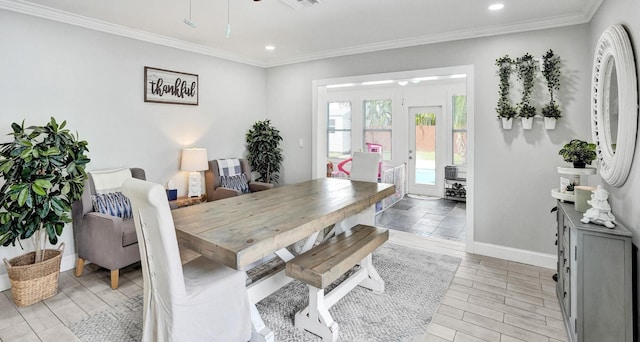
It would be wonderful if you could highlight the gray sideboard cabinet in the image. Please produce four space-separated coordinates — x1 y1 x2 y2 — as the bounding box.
556 202 633 342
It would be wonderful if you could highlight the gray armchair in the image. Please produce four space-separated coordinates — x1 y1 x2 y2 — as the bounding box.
205 159 273 201
71 168 145 289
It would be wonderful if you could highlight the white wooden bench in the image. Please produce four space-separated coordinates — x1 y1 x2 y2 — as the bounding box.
285 224 389 341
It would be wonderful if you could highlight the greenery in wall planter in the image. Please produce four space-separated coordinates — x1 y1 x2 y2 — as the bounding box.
496 55 517 129
516 53 538 129
558 139 596 168
541 49 562 129
0 117 89 306
246 119 283 184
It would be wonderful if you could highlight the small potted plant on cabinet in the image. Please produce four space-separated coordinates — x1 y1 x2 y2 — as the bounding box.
516 53 537 129
246 119 283 184
541 49 562 129
565 182 576 195
558 139 596 168
496 55 517 129
0 117 90 307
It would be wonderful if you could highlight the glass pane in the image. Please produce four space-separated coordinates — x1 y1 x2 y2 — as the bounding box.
415 112 436 185
328 102 351 129
364 131 392 160
452 95 467 130
328 102 351 158
328 131 351 159
364 99 392 129
453 131 467 165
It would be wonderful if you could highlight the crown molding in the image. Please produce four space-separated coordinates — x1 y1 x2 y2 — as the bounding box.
264 9 599 67
2 0 604 69
0 0 266 68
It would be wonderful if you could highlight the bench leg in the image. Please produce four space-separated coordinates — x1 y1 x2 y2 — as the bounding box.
358 254 385 293
250 303 274 342
295 286 339 342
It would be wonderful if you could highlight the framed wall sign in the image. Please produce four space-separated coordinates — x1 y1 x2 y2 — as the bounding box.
144 67 198 105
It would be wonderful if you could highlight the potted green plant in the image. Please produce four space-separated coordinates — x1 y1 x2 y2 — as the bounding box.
516 53 537 129
0 117 90 307
565 182 576 195
541 49 562 129
558 139 596 168
496 55 517 129
245 119 283 184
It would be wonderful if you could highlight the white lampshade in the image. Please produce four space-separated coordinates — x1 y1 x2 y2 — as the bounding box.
181 148 208 172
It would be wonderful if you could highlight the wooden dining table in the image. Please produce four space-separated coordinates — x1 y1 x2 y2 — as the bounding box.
172 177 395 342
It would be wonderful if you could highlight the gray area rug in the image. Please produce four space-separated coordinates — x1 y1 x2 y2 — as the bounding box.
69 243 460 341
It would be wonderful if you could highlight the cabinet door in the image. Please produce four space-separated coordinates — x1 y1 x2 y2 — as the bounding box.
579 232 629 342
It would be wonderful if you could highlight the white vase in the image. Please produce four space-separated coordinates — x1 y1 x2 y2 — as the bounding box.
544 117 557 129
501 117 513 130
522 117 533 130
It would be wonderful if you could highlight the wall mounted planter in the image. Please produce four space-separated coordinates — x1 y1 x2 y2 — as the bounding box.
522 117 534 130
544 117 557 129
501 117 513 129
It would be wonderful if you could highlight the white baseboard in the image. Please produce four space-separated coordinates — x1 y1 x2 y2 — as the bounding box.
472 242 557 269
0 253 78 292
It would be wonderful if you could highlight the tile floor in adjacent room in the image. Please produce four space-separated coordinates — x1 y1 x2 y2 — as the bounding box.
376 195 466 242
0 231 567 342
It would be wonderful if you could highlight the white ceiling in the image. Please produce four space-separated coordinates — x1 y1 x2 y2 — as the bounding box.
3 0 603 67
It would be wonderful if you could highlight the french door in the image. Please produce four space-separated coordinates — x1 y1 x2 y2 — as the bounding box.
408 106 444 196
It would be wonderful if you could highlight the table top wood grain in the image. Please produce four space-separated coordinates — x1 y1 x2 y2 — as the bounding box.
172 178 395 270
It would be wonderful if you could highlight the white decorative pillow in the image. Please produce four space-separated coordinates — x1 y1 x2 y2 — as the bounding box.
91 192 133 220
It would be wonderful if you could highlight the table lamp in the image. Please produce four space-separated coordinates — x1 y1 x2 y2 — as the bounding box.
181 148 208 197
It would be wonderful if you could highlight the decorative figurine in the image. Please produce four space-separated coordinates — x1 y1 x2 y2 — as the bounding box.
581 185 616 228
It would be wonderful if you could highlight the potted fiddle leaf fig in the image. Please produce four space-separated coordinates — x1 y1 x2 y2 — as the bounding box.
246 119 283 184
0 117 90 307
495 55 517 129
542 49 562 129
558 139 596 168
516 53 537 129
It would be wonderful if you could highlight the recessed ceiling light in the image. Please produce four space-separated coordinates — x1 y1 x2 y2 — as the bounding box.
397 81 409 86
489 3 504 11
265 45 275 51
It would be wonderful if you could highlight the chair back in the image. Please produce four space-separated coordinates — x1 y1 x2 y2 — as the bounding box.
350 152 381 182
122 179 186 314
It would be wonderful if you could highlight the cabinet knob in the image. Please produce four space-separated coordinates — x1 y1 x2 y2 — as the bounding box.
563 291 567 298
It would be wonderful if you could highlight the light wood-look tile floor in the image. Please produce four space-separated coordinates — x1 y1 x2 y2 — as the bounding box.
0 230 567 342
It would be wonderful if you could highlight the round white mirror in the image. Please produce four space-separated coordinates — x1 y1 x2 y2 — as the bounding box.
591 24 638 187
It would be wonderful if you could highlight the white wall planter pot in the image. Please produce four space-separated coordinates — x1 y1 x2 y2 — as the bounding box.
501 117 513 130
522 117 533 130
544 117 557 129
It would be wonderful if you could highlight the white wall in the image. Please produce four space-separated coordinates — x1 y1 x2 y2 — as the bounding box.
0 10 266 281
266 25 592 258
589 0 640 328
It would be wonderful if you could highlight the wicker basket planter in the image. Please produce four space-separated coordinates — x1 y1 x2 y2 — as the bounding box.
3 244 64 307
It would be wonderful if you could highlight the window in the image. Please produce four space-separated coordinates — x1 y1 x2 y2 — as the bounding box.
327 101 352 159
363 99 392 160
452 95 467 165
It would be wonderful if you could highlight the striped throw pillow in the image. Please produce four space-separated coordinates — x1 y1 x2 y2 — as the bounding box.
91 192 133 220
220 173 250 194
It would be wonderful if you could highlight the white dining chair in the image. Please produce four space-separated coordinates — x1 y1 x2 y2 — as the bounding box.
350 151 381 182
122 178 251 342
